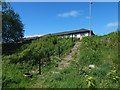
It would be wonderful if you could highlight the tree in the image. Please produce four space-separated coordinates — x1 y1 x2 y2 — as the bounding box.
0 2 2 43
2 2 24 43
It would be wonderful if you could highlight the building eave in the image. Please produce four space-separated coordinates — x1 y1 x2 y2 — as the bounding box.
53 28 95 36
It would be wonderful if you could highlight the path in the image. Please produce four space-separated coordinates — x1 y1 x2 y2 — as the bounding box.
32 41 81 88
57 41 81 69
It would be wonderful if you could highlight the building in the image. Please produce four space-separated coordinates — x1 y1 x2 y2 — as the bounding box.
18 28 95 43
54 28 95 40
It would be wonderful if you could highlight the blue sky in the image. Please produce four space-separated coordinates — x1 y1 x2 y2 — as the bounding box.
11 2 118 37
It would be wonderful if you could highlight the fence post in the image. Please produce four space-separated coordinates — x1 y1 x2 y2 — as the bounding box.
58 45 60 58
48 52 50 61
38 59 41 75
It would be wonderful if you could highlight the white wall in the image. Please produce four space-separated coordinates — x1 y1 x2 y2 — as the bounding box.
85 32 89 36
61 32 89 38
76 34 80 38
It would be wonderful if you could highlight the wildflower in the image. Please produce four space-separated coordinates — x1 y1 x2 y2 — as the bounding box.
86 76 96 88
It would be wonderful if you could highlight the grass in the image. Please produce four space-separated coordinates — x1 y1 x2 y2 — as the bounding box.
32 31 120 88
2 31 120 88
2 34 78 88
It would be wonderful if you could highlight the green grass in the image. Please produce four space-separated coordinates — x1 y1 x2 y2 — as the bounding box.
2 31 120 88
32 31 120 88
2 34 78 88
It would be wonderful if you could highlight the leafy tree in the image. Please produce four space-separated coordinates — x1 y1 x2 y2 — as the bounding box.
0 2 2 43
2 2 24 43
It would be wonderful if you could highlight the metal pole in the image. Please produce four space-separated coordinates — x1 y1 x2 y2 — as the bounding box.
89 0 92 36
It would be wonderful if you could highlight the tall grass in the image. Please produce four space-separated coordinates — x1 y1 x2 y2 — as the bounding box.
2 35 78 88
34 31 120 88
2 31 120 88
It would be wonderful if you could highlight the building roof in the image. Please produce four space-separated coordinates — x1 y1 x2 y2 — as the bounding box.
54 28 95 36
18 28 95 43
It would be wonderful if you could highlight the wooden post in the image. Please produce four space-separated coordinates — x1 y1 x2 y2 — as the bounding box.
48 52 50 61
58 45 60 58
38 59 41 75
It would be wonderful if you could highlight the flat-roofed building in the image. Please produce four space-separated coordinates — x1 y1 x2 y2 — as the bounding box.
19 28 95 43
54 28 95 40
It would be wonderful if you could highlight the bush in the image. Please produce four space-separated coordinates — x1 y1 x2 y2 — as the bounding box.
2 35 76 88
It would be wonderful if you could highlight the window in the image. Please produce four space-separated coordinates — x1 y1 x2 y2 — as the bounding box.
80 33 85 36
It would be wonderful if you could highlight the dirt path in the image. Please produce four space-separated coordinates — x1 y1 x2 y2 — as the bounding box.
32 41 81 88
57 41 81 70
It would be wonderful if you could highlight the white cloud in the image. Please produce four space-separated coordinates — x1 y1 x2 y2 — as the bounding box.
58 10 80 18
106 22 118 28
24 34 44 38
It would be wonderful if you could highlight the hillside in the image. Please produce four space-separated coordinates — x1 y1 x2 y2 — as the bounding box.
2 34 78 88
2 31 120 88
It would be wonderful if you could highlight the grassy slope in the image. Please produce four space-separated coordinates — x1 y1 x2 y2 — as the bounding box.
32 31 120 88
2 35 77 88
2 31 120 88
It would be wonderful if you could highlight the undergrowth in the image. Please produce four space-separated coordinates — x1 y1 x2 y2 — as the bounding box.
2 31 120 88
33 31 120 88
2 34 78 88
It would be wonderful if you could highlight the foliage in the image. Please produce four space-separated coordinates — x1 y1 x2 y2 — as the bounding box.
2 43 24 55
2 2 24 43
77 31 119 88
33 31 119 88
86 76 96 88
2 35 76 88
2 31 119 88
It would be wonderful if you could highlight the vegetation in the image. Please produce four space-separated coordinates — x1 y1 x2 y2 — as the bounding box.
2 2 24 43
2 35 77 88
77 31 119 88
2 31 119 88
32 31 119 88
